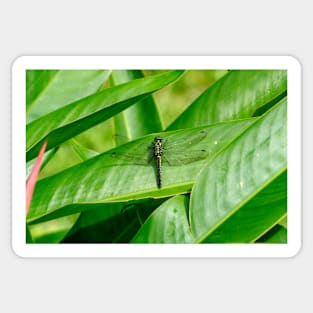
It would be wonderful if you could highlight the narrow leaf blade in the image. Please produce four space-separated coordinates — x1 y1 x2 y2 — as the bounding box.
26 70 184 161
168 70 287 129
27 70 111 123
110 70 162 141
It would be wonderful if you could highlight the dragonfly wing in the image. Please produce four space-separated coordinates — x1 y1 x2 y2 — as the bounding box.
110 147 154 165
165 130 208 152
165 148 209 165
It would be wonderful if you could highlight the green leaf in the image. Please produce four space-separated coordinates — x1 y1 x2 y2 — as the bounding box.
190 98 287 242
26 224 33 243
168 70 287 129
26 70 111 123
279 216 287 228
26 70 184 161
28 214 80 243
110 70 163 142
27 118 257 224
131 195 193 243
26 70 58 110
256 224 287 243
201 171 287 243
70 138 99 161
63 198 165 243
26 146 58 178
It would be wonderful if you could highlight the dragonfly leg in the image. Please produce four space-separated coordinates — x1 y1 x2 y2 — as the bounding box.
162 155 172 166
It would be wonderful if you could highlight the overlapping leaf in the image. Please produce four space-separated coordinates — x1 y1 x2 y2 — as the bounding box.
131 195 193 243
110 70 162 142
190 98 287 242
168 70 287 129
26 70 184 161
26 70 111 123
25 69 288 244
27 118 256 224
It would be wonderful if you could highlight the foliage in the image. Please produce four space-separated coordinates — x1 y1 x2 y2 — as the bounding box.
26 69 287 244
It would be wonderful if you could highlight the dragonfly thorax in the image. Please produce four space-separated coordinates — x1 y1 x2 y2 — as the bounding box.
153 136 163 157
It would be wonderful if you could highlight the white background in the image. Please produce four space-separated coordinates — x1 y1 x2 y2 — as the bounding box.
1 1 310 312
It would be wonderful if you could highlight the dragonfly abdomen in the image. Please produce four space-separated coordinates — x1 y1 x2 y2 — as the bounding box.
154 136 163 188
156 156 162 188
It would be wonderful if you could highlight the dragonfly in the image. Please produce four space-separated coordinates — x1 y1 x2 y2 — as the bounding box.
110 130 210 188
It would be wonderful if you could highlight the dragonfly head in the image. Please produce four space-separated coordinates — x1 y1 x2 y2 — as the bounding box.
154 136 163 143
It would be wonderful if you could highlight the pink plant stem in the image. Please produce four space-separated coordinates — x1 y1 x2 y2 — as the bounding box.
26 142 47 213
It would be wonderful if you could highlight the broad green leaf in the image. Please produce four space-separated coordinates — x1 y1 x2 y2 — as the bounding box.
38 139 102 179
37 139 100 178
168 70 287 130
28 202 126 225
279 216 287 228
110 70 162 142
27 119 257 223
70 138 99 161
26 70 111 123
131 195 193 243
26 146 58 178
28 214 80 243
256 224 287 243
63 198 165 243
190 98 287 242
153 70 228 129
26 224 33 243
26 70 58 110
26 70 184 161
201 171 287 243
